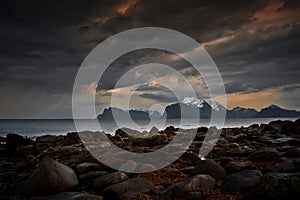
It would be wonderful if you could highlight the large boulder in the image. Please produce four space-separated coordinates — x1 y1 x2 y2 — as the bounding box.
222 170 262 192
93 172 129 193
102 178 154 200
23 157 79 196
191 159 226 179
162 174 216 200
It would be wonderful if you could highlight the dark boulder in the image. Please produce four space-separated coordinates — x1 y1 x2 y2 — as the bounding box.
93 172 129 194
248 148 279 161
23 157 79 196
102 178 154 200
191 159 226 179
222 170 263 192
162 174 216 200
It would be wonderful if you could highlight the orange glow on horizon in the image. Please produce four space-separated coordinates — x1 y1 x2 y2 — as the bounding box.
213 88 280 111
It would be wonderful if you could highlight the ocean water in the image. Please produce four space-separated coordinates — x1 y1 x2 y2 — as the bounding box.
0 118 298 137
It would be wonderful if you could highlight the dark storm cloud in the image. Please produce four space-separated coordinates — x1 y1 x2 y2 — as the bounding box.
0 0 299 117
215 23 300 94
139 93 177 103
97 49 193 91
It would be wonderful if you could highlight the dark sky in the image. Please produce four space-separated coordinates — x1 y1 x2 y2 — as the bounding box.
0 0 299 118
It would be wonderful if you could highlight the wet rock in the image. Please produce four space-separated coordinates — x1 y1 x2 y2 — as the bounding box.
35 135 64 152
133 134 167 147
6 134 32 154
263 120 297 135
282 147 300 157
17 145 34 156
76 163 101 174
222 170 263 192
23 157 79 196
164 126 177 132
79 171 109 184
45 192 103 200
226 162 254 174
35 143 49 152
64 132 82 145
36 135 64 144
15 159 36 172
257 172 300 198
102 178 154 200
0 160 15 182
93 172 129 193
182 166 195 174
162 174 216 200
248 148 279 161
263 157 295 173
114 129 131 139
178 152 201 165
191 159 226 179
149 126 159 135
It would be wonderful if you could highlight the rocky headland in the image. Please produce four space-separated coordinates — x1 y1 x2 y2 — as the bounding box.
0 119 300 199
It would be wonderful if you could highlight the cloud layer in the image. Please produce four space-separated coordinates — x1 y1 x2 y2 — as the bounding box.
0 0 299 118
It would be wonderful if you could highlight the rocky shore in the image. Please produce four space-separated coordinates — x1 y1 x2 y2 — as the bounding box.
0 119 300 199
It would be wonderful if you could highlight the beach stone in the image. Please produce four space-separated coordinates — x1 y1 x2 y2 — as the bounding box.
64 132 82 145
134 134 167 147
102 178 154 200
76 162 101 174
248 148 279 161
226 162 254 174
93 172 129 193
263 120 297 135
191 159 226 179
23 157 79 196
162 174 216 200
79 171 109 183
6 133 32 153
222 170 263 192
149 126 159 135
115 129 131 139
36 135 64 144
257 172 300 198
178 152 201 165
15 159 36 172
44 192 103 200
282 147 300 157
263 157 295 173
35 143 49 152
17 144 34 156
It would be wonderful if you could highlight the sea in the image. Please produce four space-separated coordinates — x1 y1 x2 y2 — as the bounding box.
0 118 298 137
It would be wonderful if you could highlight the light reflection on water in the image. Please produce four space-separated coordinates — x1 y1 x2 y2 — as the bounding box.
0 118 298 137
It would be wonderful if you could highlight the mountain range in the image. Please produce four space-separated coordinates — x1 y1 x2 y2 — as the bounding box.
97 97 300 120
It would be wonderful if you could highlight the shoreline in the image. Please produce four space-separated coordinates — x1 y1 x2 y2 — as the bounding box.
0 117 299 137
0 118 300 199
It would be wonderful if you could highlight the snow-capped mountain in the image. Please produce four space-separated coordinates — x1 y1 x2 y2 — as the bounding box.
166 97 213 118
209 101 227 112
97 98 300 119
181 97 205 108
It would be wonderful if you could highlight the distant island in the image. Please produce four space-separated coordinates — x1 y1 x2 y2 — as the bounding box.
98 97 300 120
